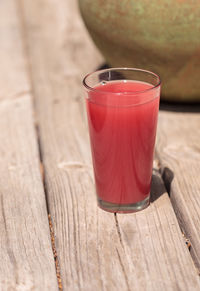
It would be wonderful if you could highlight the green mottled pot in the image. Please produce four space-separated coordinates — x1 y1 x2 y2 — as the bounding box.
79 0 200 102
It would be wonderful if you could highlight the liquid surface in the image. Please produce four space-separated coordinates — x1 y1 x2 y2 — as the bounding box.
87 80 160 205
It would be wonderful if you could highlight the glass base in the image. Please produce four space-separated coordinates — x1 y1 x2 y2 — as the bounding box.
98 196 150 213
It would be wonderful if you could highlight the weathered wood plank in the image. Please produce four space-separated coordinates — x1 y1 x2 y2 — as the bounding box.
157 111 200 270
0 0 58 289
116 167 200 290
21 0 200 289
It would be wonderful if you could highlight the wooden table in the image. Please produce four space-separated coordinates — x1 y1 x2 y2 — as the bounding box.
0 0 200 290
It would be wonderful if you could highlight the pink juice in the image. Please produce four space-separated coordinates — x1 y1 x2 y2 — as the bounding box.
86 80 160 209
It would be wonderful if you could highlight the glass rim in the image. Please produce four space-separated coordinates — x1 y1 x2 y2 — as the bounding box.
83 67 161 95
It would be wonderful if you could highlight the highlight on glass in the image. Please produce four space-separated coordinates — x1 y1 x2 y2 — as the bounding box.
83 68 161 213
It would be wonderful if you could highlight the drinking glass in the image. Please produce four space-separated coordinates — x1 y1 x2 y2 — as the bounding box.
83 68 161 213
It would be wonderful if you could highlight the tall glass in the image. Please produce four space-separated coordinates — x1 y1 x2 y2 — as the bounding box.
83 68 161 213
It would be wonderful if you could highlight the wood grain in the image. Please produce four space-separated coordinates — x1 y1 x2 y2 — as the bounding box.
0 0 58 289
21 0 200 289
157 111 200 270
116 167 200 291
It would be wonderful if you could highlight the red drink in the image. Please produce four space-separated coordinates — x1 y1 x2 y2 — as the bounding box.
84 69 161 212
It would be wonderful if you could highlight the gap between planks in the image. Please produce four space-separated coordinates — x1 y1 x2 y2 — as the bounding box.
157 111 200 272
16 0 63 288
0 0 59 288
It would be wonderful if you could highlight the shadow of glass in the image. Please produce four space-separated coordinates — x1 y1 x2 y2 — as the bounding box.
150 167 174 203
150 172 166 203
161 167 174 196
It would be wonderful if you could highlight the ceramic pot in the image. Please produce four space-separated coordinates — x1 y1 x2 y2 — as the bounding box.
79 0 200 102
